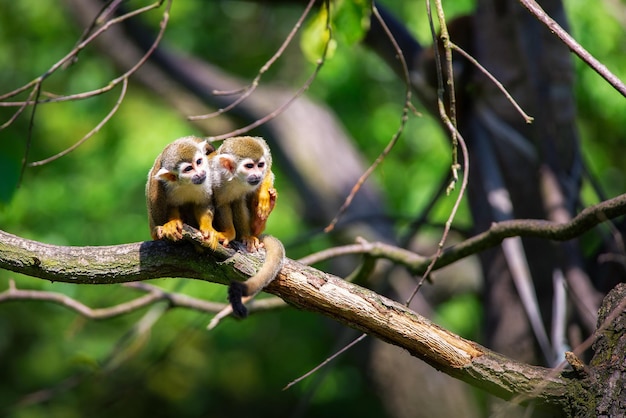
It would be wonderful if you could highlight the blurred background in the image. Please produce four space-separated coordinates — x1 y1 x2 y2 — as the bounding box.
0 0 625 417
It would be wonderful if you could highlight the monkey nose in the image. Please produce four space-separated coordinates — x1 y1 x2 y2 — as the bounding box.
192 172 206 185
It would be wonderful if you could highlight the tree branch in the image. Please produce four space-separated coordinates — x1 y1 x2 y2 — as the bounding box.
300 193 626 277
432 193 626 271
518 0 626 98
0 226 574 410
0 280 285 320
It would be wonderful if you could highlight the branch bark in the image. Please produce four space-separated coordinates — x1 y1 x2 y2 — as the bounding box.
0 227 580 412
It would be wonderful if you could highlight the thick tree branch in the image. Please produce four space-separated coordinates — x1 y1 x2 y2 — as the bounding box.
0 227 235 285
0 227 576 410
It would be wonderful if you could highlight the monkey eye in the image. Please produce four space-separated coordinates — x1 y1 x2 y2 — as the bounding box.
196 158 203 165
183 165 194 173
258 162 265 168
244 163 254 169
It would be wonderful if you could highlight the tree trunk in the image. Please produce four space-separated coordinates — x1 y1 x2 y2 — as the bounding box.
588 283 626 417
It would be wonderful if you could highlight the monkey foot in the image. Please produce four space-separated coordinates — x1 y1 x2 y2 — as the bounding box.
241 236 261 252
215 231 235 248
158 220 183 241
202 230 220 250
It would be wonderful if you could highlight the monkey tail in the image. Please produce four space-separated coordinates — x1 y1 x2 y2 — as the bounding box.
227 235 285 318
228 281 248 318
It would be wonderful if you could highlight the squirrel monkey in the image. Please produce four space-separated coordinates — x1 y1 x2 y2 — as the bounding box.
212 136 284 318
212 136 277 250
146 136 221 248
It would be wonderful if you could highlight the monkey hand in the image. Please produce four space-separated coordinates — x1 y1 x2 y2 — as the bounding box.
157 219 184 241
251 188 277 236
256 187 277 220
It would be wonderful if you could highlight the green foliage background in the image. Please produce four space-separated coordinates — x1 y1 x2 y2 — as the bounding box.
0 1 624 417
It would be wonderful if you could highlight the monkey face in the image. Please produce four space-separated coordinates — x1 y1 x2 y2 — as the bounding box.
240 157 266 188
177 154 208 186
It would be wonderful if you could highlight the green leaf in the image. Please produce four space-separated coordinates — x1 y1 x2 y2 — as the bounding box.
301 0 371 63
333 0 371 45
301 3 336 63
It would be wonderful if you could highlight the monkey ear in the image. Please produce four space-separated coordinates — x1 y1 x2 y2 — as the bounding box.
155 168 177 183
218 155 237 173
199 140 215 156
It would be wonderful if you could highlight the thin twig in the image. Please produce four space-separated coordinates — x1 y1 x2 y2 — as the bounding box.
29 78 128 166
0 279 166 319
324 4 412 233
518 0 626 98
0 279 285 320
0 87 38 130
68 0 123 63
426 0 459 193
206 293 287 330
189 0 317 121
407 128 468 303
283 333 367 390
404 1 470 304
434 0 458 177
6 1 170 168
18 83 41 185
449 41 534 124
0 1 165 105
205 0 331 141
298 238 426 268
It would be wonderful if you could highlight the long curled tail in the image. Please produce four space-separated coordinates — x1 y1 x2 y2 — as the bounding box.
227 235 285 318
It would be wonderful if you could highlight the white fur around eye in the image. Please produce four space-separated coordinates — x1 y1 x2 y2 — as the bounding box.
179 163 194 174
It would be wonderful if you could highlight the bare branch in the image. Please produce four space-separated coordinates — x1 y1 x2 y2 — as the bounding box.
427 193 626 273
189 0 317 121
298 239 426 268
518 0 626 98
0 0 171 172
449 42 534 124
298 194 626 277
283 333 368 390
0 87 38 130
0 1 167 106
206 0 331 141
29 78 129 167
0 279 168 319
325 4 412 233
0 278 285 321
